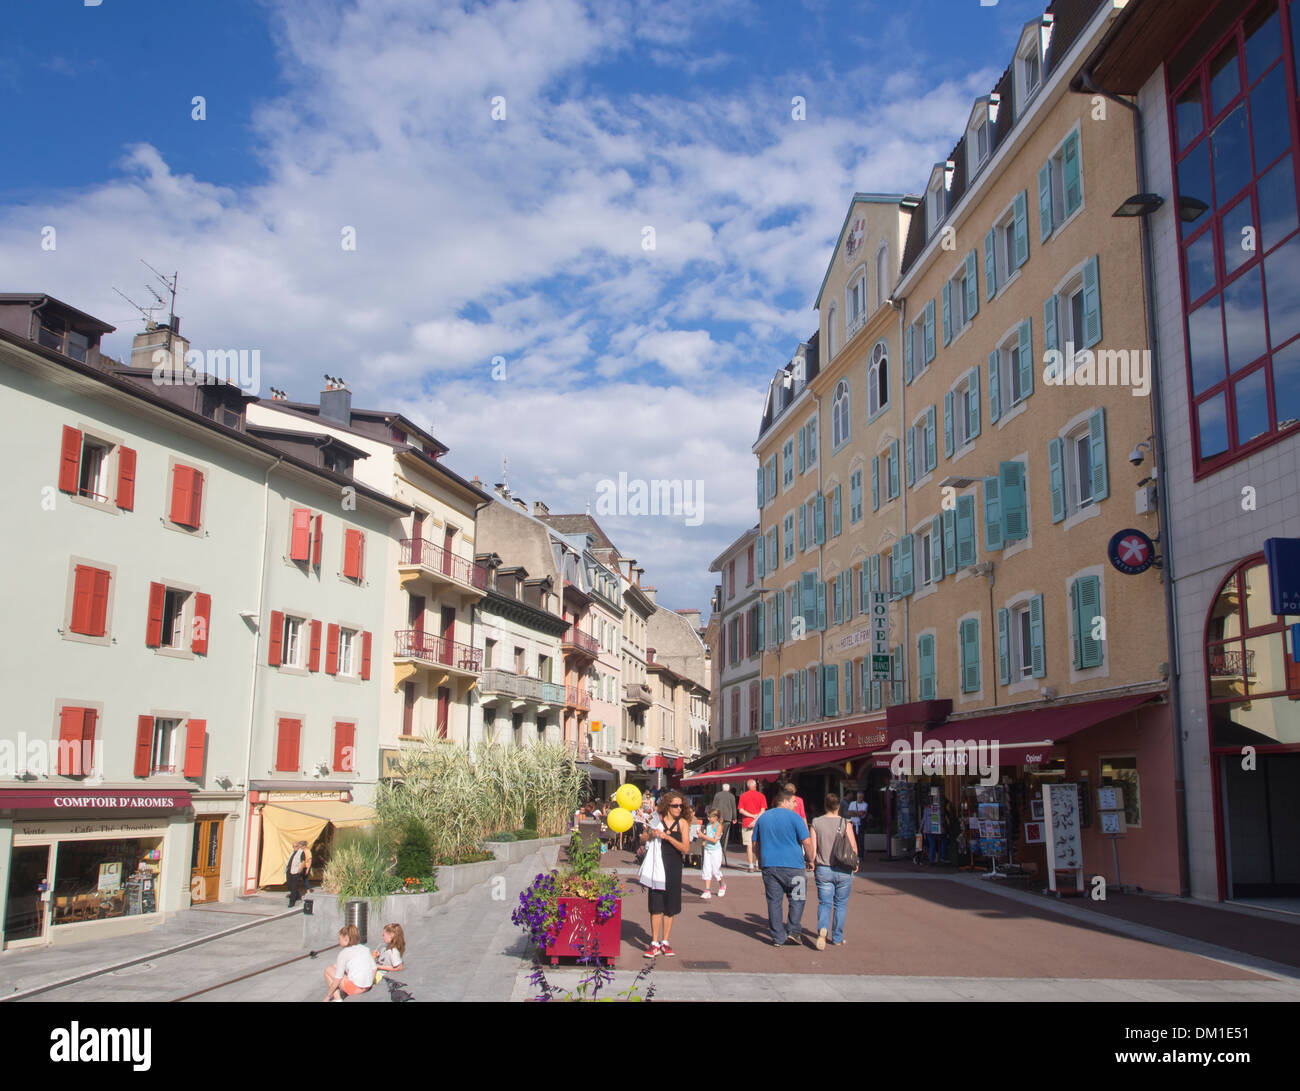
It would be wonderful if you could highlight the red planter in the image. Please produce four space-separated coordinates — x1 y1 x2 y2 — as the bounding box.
541 897 622 966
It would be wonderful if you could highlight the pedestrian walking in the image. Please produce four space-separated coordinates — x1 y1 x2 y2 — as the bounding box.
752 789 814 946
811 793 860 949
700 808 726 899
640 789 691 958
783 782 808 823
847 792 868 837
738 779 768 873
710 781 737 865
286 840 310 907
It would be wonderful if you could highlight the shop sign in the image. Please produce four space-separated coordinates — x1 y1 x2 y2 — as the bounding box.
16 819 167 838
1107 529 1156 575
263 791 347 801
871 593 889 654
760 725 887 756
0 790 191 811
1264 537 1300 615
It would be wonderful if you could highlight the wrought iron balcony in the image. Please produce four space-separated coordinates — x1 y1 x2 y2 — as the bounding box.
398 539 489 592
561 626 598 656
1209 649 1254 677
393 630 482 672
565 686 592 710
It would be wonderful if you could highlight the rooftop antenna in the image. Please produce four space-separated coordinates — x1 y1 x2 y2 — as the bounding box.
113 260 180 363
501 454 509 492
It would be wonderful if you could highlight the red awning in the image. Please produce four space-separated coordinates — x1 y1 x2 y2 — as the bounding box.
681 753 787 784
682 743 884 784
882 693 1156 768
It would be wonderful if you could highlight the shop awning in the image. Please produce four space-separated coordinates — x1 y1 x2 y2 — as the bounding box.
258 801 376 888
879 694 1157 769
681 742 882 785
578 763 615 782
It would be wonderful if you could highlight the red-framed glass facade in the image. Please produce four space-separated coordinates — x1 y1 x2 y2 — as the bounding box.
1167 0 1300 477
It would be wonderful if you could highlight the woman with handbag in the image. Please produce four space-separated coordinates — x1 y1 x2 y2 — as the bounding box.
638 789 691 958
810 793 860 950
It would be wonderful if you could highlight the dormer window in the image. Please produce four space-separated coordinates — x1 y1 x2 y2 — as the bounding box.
968 107 990 177
35 313 90 362
926 165 947 239
1016 16 1051 113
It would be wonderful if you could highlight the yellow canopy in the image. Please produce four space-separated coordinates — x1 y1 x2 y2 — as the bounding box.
258 801 376 888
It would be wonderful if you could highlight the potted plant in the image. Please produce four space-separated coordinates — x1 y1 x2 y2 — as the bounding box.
512 833 623 966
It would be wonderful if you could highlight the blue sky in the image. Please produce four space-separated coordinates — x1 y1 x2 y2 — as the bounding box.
1 0 1049 614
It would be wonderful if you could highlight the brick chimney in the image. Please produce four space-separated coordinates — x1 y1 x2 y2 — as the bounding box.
533 500 550 517
642 584 656 603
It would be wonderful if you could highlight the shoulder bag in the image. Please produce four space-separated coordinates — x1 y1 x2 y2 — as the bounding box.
830 817 859 870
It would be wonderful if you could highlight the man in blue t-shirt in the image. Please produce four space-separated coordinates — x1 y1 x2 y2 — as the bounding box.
752 789 814 945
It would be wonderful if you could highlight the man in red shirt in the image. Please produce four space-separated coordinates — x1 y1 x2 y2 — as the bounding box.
784 781 807 823
738 779 768 873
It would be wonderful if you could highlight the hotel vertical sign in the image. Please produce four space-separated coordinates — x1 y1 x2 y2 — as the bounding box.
871 592 891 679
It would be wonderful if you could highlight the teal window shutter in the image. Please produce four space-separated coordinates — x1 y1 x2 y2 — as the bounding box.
844 660 853 713
817 581 827 631
1048 438 1066 523
801 571 816 629
798 670 806 722
892 643 904 705
984 228 997 300
825 664 839 717
1000 460 1027 542
756 533 765 577
942 280 952 346
943 507 957 575
808 417 818 465
1029 593 1046 678
850 471 862 523
906 426 916 487
1089 407 1109 500
861 660 871 710
870 552 880 594
904 323 914 384
756 602 765 651
918 634 935 700
968 367 981 438
1017 318 1033 400
872 677 882 711
832 485 842 537
762 678 774 731
899 533 914 596
962 618 980 693
983 475 1003 552
1043 294 1059 359
997 608 1010 684
988 348 1001 423
814 494 826 544
769 457 777 497
965 249 978 319
944 391 955 457
925 405 937 471
871 455 880 511
956 494 976 568
798 503 807 551
798 426 806 473
1013 189 1029 268
888 441 900 498
757 466 765 508
774 586 784 644
1038 160 1053 242
1082 254 1102 347
833 573 842 625
931 515 944 582
1076 575 1103 667
924 300 936 362
890 542 900 596
859 564 868 614
1063 130 1082 215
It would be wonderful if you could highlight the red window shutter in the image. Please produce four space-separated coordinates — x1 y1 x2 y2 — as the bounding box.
170 465 192 525
59 426 83 493
57 707 84 775
82 708 97 756
325 623 339 675
192 592 211 655
89 568 111 637
134 715 154 777
146 581 166 647
116 447 137 510
290 508 311 561
70 565 95 634
333 722 356 772
183 719 207 778
268 610 284 666
276 718 301 772
343 530 361 579
361 630 372 680
312 514 323 567
308 619 322 672
357 533 365 580
189 471 204 528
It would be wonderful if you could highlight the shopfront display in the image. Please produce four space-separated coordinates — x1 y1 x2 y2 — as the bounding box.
52 837 162 925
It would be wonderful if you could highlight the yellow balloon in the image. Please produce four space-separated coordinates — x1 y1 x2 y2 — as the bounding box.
606 807 634 833
616 783 642 812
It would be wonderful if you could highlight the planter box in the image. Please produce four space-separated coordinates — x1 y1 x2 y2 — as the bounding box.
541 897 622 967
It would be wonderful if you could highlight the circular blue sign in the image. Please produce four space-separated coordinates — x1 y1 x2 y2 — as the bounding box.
1108 529 1156 575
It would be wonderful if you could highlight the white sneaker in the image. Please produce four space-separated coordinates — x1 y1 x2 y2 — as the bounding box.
718 885 726 897
701 891 712 899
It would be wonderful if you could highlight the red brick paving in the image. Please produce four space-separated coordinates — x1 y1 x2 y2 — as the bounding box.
597 849 1269 980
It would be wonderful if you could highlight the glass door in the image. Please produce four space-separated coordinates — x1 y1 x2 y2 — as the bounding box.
4 844 54 947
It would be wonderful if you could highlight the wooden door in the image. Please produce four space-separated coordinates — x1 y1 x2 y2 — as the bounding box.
442 527 455 576
410 594 426 656
190 817 223 904
436 686 450 739
402 681 416 736
411 513 425 565
440 606 456 665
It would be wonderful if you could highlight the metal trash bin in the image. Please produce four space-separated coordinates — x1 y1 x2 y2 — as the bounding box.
345 899 368 945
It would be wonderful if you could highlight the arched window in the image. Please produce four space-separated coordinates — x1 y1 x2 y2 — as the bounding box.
876 242 889 309
827 303 838 358
832 379 851 448
868 340 889 418
1206 557 1300 750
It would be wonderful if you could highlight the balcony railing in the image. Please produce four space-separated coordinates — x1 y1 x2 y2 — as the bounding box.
394 630 482 672
541 681 566 705
1209 649 1255 677
561 626 598 655
846 307 866 340
623 682 653 707
565 686 591 710
481 670 566 703
399 539 489 591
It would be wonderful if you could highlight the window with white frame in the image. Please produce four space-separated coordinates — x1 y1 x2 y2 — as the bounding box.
948 264 972 333
805 415 818 468
783 513 795 563
846 272 866 339
151 717 180 775
827 303 838 358
927 175 945 238
967 102 991 178
919 526 935 587
994 205 1018 286
832 380 850 449
998 327 1031 411
782 438 794 489
1010 602 1034 679
868 340 889 418
77 436 112 503
952 372 978 449
283 615 305 668
339 627 357 675
1043 129 1083 234
1016 22 1044 110
1065 423 1095 514
875 242 889 309
160 589 189 650
908 315 928 379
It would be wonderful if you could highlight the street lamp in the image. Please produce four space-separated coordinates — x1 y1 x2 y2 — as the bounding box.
1112 193 1164 218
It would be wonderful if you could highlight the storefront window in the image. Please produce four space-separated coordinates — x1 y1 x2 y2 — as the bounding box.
1207 559 1300 747
52 838 163 925
1099 756 1141 827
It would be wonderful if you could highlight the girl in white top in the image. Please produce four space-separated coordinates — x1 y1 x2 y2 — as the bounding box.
373 923 405 980
699 808 726 898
